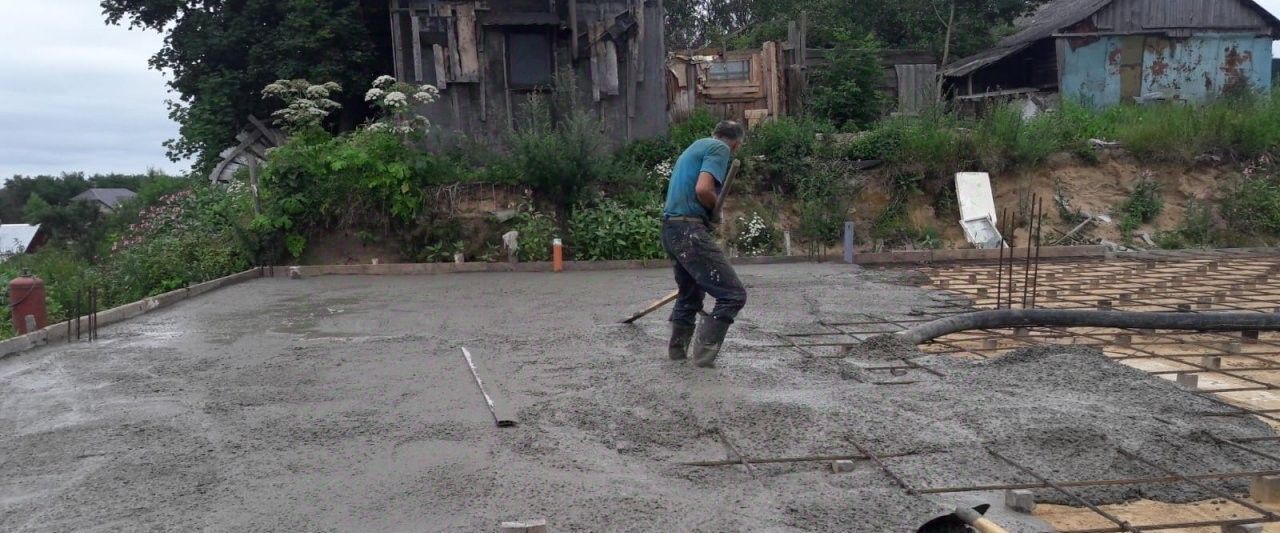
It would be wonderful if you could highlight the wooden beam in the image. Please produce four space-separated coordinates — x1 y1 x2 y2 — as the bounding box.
455 4 480 82
603 38 620 96
446 8 462 81
390 9 405 81
433 44 449 90
569 0 579 60
590 23 602 102
411 13 423 82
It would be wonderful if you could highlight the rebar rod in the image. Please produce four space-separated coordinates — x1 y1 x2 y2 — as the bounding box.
996 207 1007 310
1117 447 1277 520
986 448 1140 532
845 437 917 496
1022 194 1036 309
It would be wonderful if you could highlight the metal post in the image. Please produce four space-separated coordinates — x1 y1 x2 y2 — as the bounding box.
996 207 1007 310
1031 196 1045 308
843 221 855 264
1022 194 1036 309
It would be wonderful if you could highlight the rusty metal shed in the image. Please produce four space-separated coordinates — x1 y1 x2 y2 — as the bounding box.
943 0 1280 108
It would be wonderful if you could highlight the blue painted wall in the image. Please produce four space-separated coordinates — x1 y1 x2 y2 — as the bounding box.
1060 34 1274 107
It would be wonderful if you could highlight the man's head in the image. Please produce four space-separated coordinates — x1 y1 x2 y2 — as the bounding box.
713 120 746 153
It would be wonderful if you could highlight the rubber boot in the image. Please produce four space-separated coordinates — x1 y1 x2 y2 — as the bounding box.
690 316 732 368
669 322 696 360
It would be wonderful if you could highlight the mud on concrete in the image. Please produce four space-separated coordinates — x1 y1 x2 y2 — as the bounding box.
1 263 1276 532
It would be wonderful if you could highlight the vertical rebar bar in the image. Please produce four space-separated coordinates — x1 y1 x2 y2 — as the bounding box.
74 288 81 341
996 207 1007 310
91 286 97 341
1031 196 1045 308
1023 194 1037 309
1005 210 1016 310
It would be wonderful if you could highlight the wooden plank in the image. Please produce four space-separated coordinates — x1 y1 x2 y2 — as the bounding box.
433 44 448 90
391 11 405 81
478 32 487 122
763 41 780 118
411 14 424 82
500 32 513 128
590 23 603 102
446 10 462 81
569 0 578 60
603 39 620 95
460 347 517 427
455 4 480 82
633 0 644 83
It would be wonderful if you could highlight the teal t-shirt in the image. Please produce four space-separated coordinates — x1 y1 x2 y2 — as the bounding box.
663 138 731 219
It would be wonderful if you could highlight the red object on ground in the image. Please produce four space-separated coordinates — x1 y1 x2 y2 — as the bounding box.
9 272 47 335
553 238 564 272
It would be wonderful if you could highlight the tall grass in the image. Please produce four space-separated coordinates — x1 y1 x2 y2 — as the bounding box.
845 92 1280 177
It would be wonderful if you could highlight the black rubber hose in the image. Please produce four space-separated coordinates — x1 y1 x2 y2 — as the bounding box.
894 309 1280 346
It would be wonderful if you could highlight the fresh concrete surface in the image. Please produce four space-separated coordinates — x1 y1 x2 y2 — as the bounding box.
0 264 1269 531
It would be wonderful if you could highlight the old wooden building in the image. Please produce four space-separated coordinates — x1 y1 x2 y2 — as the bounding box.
943 0 1280 108
387 0 667 145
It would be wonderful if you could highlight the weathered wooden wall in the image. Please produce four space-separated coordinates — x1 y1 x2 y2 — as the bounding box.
389 0 667 148
666 42 785 127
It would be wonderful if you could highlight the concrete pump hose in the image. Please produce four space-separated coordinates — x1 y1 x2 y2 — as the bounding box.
893 309 1280 346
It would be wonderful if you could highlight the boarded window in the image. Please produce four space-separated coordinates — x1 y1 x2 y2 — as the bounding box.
709 59 750 82
507 31 553 88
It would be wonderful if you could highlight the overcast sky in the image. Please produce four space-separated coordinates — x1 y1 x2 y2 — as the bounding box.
2 1 1280 180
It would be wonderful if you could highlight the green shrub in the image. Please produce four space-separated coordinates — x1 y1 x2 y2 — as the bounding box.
808 32 886 127
509 209 559 262
1156 199 1216 248
744 116 833 192
670 109 718 149
569 199 663 261
1118 172 1164 238
510 97 609 213
1222 173 1280 236
844 128 902 161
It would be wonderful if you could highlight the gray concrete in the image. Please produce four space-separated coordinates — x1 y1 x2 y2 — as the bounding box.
0 264 1271 532
1004 489 1035 513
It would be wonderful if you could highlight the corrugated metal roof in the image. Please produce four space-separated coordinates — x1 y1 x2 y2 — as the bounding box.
72 188 137 208
944 0 1280 78
0 224 41 256
945 0 1112 77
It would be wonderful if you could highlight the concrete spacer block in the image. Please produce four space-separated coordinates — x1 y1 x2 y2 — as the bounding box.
1177 303 1192 312
1221 523 1263 533
831 460 857 473
1097 300 1113 311
983 339 999 350
1228 341 1243 354
1242 330 1260 344
1252 475 1280 504
968 274 978 284
977 288 989 298
500 519 548 533
1201 356 1222 370
1176 373 1199 389
1014 327 1029 338
1115 334 1132 347
1004 489 1036 514
288 266 302 280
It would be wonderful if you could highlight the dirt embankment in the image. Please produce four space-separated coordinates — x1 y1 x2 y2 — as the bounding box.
858 153 1234 249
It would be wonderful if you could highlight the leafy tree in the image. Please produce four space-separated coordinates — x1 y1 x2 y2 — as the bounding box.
100 0 393 174
808 32 886 127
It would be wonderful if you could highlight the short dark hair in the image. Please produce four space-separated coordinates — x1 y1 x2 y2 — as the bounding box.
713 120 745 142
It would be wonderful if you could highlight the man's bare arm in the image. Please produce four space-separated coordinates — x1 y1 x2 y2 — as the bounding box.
695 171 718 211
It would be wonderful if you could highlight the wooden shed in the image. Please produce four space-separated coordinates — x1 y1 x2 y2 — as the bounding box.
944 0 1280 108
388 0 668 145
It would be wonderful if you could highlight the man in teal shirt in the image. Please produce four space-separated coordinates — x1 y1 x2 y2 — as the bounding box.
662 120 747 368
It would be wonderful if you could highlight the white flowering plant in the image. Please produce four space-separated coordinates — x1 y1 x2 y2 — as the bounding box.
731 210 781 256
363 75 439 136
261 79 342 132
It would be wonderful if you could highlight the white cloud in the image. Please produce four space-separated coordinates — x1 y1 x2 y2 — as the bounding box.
0 0 187 179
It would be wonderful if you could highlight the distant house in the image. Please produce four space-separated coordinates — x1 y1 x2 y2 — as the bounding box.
943 0 1280 109
71 188 138 213
387 0 668 146
0 224 46 258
